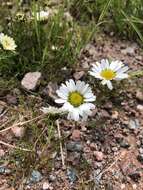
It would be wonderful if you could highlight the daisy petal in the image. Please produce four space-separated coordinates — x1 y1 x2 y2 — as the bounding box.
106 81 113 90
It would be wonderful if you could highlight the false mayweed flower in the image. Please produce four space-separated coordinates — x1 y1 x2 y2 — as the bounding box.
55 79 96 121
89 59 129 90
35 10 50 21
40 106 65 115
0 33 17 51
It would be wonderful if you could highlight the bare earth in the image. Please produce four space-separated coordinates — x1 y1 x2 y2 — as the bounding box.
0 35 143 190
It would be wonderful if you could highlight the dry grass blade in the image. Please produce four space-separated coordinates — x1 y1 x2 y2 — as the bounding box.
0 113 46 133
121 10 143 43
56 119 65 168
0 140 32 152
98 0 113 22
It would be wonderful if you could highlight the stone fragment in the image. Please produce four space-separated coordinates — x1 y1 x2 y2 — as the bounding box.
21 72 41 91
136 90 143 101
121 46 136 55
6 94 18 105
0 149 5 157
66 141 83 152
137 154 143 164
73 71 85 80
119 138 130 149
11 127 25 138
137 105 143 112
27 170 43 184
128 119 140 130
111 111 119 119
71 130 81 141
67 168 77 184
41 82 58 100
94 151 104 161
128 171 141 182
43 181 52 190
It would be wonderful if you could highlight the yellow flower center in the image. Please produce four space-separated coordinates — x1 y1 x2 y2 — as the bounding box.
3 37 12 49
4 40 10 47
100 69 116 80
68 91 84 107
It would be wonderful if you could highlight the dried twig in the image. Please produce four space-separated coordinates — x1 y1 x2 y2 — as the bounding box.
33 127 48 149
56 119 65 168
0 140 32 152
96 149 128 178
0 109 8 118
0 114 46 133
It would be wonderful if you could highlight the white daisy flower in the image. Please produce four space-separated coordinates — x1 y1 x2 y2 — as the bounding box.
89 59 129 90
55 79 96 121
0 33 17 51
35 10 50 21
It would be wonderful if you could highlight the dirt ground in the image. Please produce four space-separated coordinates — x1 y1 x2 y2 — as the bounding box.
0 35 143 190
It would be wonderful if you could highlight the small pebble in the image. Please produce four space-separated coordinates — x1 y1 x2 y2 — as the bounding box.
67 141 83 152
128 171 141 182
43 181 51 190
71 129 81 141
73 71 85 80
111 111 119 119
136 90 143 101
67 168 77 184
137 104 143 112
0 149 5 157
0 166 11 174
137 154 143 164
21 72 41 91
6 94 18 105
49 174 56 182
94 151 104 161
11 126 25 138
119 139 130 149
128 119 140 130
27 170 43 184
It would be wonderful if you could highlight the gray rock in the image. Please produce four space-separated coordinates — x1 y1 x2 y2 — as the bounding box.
0 166 5 174
13 88 21 96
112 147 118 152
82 61 89 69
0 149 5 157
137 104 143 112
128 119 140 130
6 94 18 105
67 168 77 184
73 71 85 80
99 109 110 119
66 141 83 152
85 44 97 55
104 102 113 109
128 171 141 182
119 139 130 149
21 72 41 91
49 174 56 182
27 170 43 184
92 169 102 185
0 166 11 174
41 82 58 100
137 154 143 164
42 181 51 190
139 148 143 154
136 90 143 101
121 46 136 55
94 151 104 161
